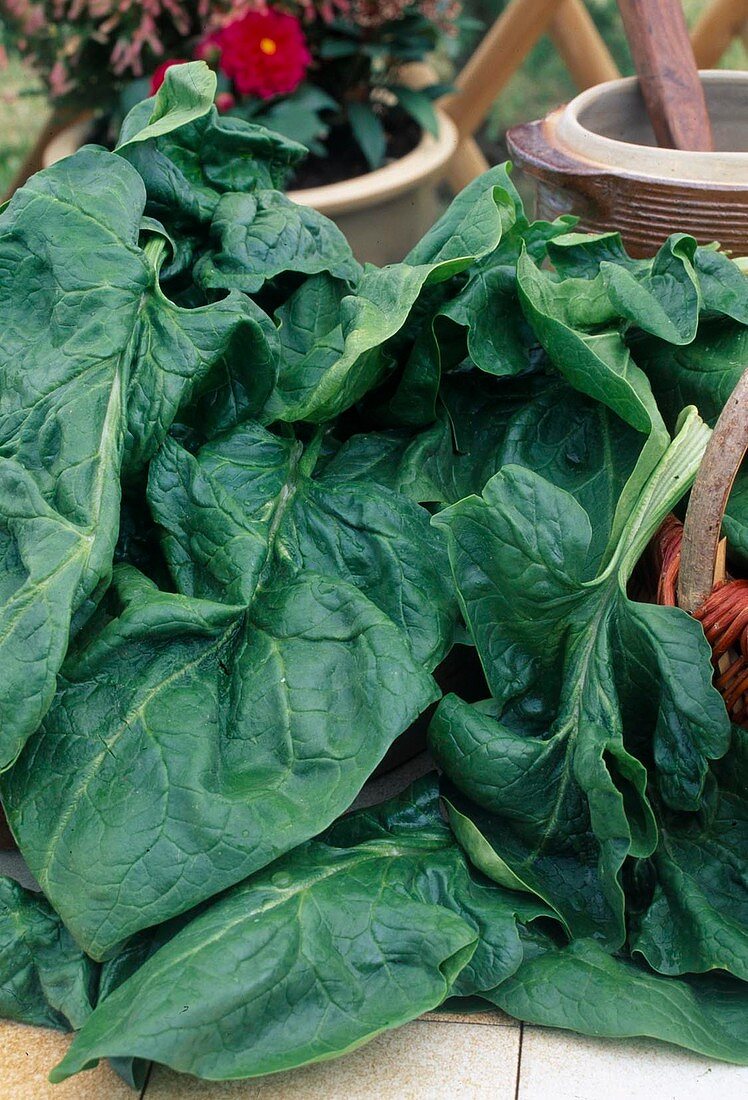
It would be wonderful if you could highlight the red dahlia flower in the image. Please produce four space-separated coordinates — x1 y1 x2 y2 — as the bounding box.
206 9 311 100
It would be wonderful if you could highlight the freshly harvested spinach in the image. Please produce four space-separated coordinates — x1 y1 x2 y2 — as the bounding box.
0 60 746 1085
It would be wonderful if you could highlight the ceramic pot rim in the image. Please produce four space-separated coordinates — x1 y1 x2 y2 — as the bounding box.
42 107 458 218
555 70 748 185
289 107 458 216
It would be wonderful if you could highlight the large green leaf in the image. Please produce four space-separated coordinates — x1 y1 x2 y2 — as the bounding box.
0 149 263 770
631 729 748 980
0 877 96 1031
633 320 748 559
549 231 748 326
406 164 521 266
517 247 671 557
119 105 306 239
148 422 458 668
385 168 573 426
50 778 548 1084
429 411 729 947
195 190 361 293
2 557 436 957
485 933 748 1064
264 259 469 423
115 61 217 150
328 375 642 572
547 232 702 345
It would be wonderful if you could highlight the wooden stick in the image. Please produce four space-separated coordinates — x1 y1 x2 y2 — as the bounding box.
443 0 564 140
617 0 713 151
446 136 491 192
679 367 748 614
445 0 617 191
691 0 748 68
549 0 620 88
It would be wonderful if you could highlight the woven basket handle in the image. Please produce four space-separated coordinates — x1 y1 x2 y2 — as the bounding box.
678 366 748 613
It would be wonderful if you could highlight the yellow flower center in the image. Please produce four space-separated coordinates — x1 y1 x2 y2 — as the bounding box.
259 37 278 56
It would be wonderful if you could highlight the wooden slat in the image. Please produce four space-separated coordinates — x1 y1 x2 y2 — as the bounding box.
442 0 564 139
549 0 620 87
691 0 748 68
617 0 713 151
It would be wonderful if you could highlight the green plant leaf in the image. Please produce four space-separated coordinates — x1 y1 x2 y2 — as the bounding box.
147 423 458 667
330 374 642 572
118 107 306 237
265 258 469 423
484 933 748 1064
116 61 217 150
49 778 548 1084
195 190 361 293
631 729 748 980
0 149 261 770
391 86 439 137
348 103 387 170
430 411 729 946
517 246 671 558
407 164 521 266
2 555 437 957
0 877 96 1031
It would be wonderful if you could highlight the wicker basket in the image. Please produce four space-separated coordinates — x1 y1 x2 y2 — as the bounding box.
652 367 748 727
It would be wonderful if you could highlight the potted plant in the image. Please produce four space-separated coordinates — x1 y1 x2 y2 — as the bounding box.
1 0 461 261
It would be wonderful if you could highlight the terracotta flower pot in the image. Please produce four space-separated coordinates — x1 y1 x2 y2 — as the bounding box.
507 70 748 258
41 108 458 266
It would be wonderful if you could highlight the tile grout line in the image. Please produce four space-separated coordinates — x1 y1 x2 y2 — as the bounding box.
513 1022 525 1100
139 1060 154 1099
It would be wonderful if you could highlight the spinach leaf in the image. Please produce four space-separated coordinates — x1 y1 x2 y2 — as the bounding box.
195 190 361 293
148 422 458 667
49 778 548 1084
0 149 262 770
265 259 470 424
484 933 748 1064
429 411 729 946
516 248 671 558
0 877 96 1031
631 729 748 980
2 557 437 957
115 61 217 150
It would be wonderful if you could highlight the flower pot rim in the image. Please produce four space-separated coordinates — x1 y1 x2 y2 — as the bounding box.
288 106 458 216
551 70 748 186
41 107 458 217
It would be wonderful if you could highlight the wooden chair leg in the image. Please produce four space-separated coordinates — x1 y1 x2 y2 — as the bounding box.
549 0 620 87
691 0 748 68
442 0 565 141
445 0 618 192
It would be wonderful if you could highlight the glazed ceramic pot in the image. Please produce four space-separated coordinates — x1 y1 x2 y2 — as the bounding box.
42 108 459 266
507 70 748 257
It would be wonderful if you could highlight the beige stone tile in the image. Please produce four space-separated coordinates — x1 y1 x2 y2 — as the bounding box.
518 1026 748 1100
145 1018 520 1099
422 1005 518 1028
1 1020 137 1100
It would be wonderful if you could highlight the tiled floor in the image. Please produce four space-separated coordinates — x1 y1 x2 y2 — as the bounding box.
3 1011 747 1099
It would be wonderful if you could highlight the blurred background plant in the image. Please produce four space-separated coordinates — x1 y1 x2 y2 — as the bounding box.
0 1 463 186
0 0 746 195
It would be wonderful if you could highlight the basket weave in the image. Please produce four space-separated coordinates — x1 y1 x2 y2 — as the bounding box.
651 366 748 728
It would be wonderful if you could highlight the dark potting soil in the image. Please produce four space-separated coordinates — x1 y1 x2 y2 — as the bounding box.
88 110 423 191
289 113 422 190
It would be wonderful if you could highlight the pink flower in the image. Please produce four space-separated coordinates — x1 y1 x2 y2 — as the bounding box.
215 91 236 112
205 9 311 100
150 57 190 94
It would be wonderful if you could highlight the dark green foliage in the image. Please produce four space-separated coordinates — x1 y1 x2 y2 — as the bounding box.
0 62 745 1086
